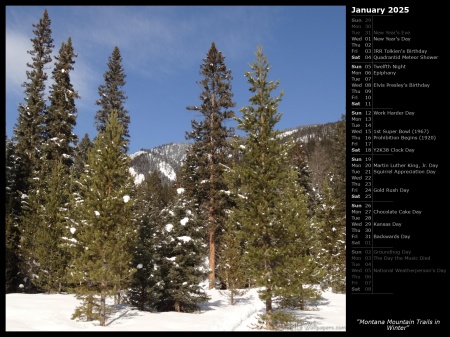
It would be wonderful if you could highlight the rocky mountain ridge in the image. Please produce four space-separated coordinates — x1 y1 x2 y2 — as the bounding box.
129 122 339 185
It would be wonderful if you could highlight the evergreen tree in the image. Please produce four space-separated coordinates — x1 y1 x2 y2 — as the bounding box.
44 36 79 168
225 46 317 330
25 159 72 293
16 33 80 294
307 141 332 192
330 114 346 209
128 171 170 311
11 9 54 293
217 134 249 301
183 42 236 289
95 46 130 153
156 187 210 312
73 133 93 179
314 178 346 294
68 111 137 326
12 8 54 176
216 209 246 305
318 114 346 293
16 169 47 295
18 37 81 294
290 141 317 217
5 137 21 293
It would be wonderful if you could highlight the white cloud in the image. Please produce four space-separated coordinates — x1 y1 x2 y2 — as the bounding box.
5 30 31 95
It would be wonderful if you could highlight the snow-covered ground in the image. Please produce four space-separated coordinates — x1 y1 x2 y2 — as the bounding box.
5 285 345 331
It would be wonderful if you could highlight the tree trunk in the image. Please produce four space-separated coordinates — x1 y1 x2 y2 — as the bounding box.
208 100 215 290
209 230 215 289
99 294 106 326
265 296 274 330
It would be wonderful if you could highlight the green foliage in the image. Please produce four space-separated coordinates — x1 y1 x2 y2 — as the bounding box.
70 294 115 322
183 41 236 289
44 36 79 167
314 178 346 293
217 213 246 304
19 159 73 294
225 45 322 329
276 286 322 310
5 138 22 293
127 171 171 311
28 159 72 293
73 133 93 179
17 34 81 294
13 8 54 180
95 46 130 153
68 111 137 325
330 115 346 203
19 168 47 292
9 9 55 292
290 141 318 216
254 310 303 331
155 188 210 312
311 114 346 294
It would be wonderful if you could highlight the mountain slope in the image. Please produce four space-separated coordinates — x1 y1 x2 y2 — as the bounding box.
129 122 340 185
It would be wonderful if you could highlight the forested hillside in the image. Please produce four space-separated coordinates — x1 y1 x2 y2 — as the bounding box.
129 121 341 189
129 142 191 184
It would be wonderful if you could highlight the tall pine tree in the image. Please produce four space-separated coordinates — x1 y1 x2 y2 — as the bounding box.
44 36 79 167
11 9 54 293
5 137 21 293
95 46 130 153
20 37 81 293
225 46 317 330
12 8 53 181
68 111 137 326
183 42 236 289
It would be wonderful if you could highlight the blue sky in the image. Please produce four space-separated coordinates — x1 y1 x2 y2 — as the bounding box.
5 6 345 154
